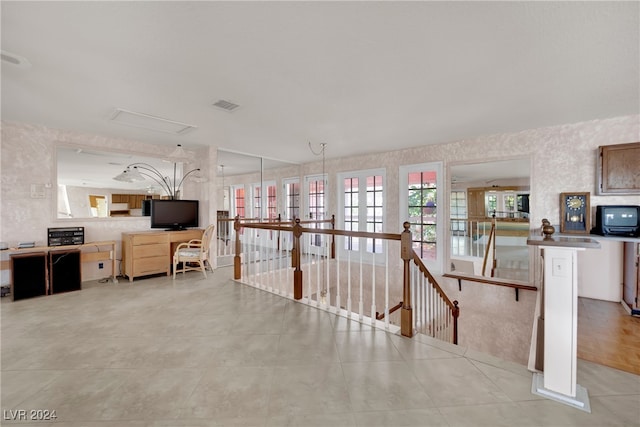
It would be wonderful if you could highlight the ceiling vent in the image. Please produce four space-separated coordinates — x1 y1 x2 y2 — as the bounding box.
109 108 197 135
212 99 241 112
1 50 31 69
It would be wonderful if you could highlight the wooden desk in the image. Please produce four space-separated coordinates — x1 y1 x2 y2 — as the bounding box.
0 240 118 283
122 229 203 282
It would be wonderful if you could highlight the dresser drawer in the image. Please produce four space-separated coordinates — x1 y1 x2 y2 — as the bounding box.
133 256 168 276
169 229 203 243
132 243 168 258
131 234 169 245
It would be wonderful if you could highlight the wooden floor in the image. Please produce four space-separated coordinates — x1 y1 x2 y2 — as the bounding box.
577 297 640 375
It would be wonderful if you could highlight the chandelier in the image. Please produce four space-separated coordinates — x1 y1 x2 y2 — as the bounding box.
113 144 203 199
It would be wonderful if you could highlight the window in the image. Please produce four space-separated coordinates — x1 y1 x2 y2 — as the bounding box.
251 181 276 220
252 184 261 219
485 191 519 218
504 194 516 212
232 185 245 218
366 175 384 253
486 194 497 216
408 171 437 259
305 174 326 248
399 162 443 273
338 169 385 255
283 178 300 220
450 191 467 235
344 177 359 250
266 184 277 220
307 176 325 222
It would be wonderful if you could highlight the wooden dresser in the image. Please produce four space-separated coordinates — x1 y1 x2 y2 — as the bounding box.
122 229 203 282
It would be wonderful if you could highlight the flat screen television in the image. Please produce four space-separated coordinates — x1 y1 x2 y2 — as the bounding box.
150 199 199 230
592 205 640 237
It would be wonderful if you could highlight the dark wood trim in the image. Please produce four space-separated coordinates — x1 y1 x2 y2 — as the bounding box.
377 301 403 320
443 272 537 301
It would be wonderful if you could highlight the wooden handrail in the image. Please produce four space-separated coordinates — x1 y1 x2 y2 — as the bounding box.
238 219 395 241
443 271 537 302
295 218 334 225
376 301 403 320
233 218 457 341
481 217 496 277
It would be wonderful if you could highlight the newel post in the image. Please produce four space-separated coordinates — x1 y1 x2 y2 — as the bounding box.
293 218 303 299
452 300 460 345
400 221 413 337
233 216 242 280
330 214 336 259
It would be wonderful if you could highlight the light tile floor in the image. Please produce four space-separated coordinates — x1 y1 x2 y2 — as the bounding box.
1 266 639 426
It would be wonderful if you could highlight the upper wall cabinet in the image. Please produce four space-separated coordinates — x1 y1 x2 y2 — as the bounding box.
597 142 640 195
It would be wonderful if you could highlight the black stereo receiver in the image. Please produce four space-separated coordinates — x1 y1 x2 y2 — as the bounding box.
47 227 84 246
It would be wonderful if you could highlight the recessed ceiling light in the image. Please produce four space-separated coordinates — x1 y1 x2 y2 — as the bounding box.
1 50 31 69
212 99 241 112
109 108 197 135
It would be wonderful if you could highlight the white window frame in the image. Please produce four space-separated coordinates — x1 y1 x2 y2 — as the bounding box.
250 180 276 220
450 190 467 235
399 162 444 274
230 184 246 219
304 173 328 255
283 177 301 221
337 168 386 261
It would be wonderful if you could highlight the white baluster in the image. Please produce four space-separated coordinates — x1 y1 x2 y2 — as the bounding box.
358 246 364 321
384 241 389 330
306 234 312 303
336 236 341 314
347 245 352 317
316 240 321 307
371 250 376 326
325 238 330 310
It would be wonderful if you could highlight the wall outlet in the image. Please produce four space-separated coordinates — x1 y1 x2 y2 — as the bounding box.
98 262 104 269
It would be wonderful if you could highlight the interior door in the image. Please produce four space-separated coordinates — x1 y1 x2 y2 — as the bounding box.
623 242 639 311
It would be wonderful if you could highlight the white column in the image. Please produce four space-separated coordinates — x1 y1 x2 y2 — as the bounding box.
528 236 599 413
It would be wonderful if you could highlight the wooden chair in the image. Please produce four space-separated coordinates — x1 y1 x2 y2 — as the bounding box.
173 224 215 279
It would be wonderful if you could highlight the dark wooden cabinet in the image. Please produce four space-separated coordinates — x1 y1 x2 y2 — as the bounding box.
598 142 640 195
49 250 81 294
11 252 47 301
110 194 153 215
467 189 485 219
10 250 82 300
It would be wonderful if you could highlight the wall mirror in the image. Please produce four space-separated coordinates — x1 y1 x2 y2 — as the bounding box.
216 149 300 216
448 157 531 282
56 146 182 219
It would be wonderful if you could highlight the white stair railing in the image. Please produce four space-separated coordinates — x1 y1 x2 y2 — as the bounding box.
233 219 459 342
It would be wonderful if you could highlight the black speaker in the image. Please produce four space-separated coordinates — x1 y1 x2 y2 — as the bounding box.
11 252 47 301
49 250 81 294
141 199 152 216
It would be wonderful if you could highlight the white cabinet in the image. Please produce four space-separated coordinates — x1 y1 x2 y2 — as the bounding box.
577 238 623 301
623 241 639 313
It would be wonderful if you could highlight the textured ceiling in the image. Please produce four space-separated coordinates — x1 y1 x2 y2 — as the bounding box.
2 1 639 169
